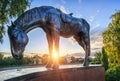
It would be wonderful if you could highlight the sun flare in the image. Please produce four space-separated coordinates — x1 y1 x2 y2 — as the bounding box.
52 48 59 59
53 51 58 59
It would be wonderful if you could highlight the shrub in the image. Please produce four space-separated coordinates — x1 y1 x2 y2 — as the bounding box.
0 56 35 67
42 54 49 65
94 52 102 64
106 65 120 81
59 56 67 64
71 56 76 63
0 54 4 59
78 58 84 63
101 47 108 70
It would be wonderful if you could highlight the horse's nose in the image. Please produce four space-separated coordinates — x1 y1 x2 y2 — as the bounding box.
14 54 19 58
13 52 22 59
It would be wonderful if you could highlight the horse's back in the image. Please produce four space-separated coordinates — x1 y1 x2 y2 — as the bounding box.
15 6 60 26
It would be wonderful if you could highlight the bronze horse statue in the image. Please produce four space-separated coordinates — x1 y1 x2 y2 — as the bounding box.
8 6 90 69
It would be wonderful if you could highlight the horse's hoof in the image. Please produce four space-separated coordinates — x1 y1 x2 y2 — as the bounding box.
46 67 52 70
83 61 89 67
45 63 52 68
52 64 59 70
45 65 51 68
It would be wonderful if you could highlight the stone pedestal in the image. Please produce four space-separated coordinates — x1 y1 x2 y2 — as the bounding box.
6 66 105 81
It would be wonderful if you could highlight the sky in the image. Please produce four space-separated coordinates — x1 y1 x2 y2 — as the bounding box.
0 0 120 56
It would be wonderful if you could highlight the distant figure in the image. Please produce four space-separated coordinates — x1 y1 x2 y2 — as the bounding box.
8 6 90 70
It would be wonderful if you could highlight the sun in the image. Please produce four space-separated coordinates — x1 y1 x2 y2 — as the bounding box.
53 51 58 59
52 48 59 60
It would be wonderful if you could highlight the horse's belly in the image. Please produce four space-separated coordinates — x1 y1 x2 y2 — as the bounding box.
60 28 77 38
60 32 73 38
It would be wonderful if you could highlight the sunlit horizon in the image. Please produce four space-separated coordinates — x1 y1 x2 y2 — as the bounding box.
0 0 120 56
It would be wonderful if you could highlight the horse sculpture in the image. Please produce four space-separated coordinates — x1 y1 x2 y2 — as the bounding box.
8 6 90 69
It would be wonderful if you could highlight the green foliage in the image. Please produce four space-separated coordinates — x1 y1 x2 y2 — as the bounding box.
103 11 120 64
101 47 108 70
71 56 76 63
33 54 42 65
106 65 120 81
42 54 49 65
103 11 120 81
89 57 96 64
0 56 34 67
0 26 5 43
0 0 32 43
93 52 102 64
59 56 67 64
77 58 84 63
0 54 4 59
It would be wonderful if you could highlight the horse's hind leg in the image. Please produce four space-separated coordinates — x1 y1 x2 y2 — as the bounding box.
83 34 90 66
74 33 90 66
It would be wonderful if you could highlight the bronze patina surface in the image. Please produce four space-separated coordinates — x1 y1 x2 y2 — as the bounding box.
8 6 90 69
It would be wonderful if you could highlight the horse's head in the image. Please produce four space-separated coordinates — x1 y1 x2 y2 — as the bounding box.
8 21 29 59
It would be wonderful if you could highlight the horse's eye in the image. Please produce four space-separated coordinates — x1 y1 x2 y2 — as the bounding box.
19 44 25 48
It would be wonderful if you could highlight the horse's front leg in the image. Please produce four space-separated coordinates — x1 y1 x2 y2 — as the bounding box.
46 34 53 68
52 30 60 69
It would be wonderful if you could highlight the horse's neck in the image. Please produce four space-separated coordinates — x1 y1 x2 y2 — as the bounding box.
15 20 41 33
14 7 46 33
23 20 43 33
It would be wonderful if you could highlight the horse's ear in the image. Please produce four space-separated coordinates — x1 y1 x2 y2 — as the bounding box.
69 13 73 16
11 21 15 27
7 25 10 28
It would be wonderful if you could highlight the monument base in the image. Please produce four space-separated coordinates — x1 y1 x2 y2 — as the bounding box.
6 66 105 81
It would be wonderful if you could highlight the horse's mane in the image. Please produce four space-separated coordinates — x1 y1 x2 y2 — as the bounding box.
14 6 75 31
14 6 55 27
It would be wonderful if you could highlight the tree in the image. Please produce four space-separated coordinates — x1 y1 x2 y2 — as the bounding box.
42 54 49 65
0 53 4 59
33 54 41 65
0 0 32 43
94 51 102 64
103 11 120 64
103 11 120 81
71 56 76 63
59 56 67 64
101 47 108 70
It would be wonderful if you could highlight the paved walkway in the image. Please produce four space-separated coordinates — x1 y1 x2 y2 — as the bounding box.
0 64 99 81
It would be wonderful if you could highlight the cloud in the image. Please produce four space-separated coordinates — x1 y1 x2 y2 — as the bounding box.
78 0 82 4
91 41 103 53
91 39 103 48
61 0 66 4
95 24 100 27
74 12 83 18
59 6 68 13
68 31 103 53
90 23 101 33
77 14 83 17
89 16 95 23
68 37 77 45
90 31 103 53
88 9 100 24
67 27 103 53
97 9 100 13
